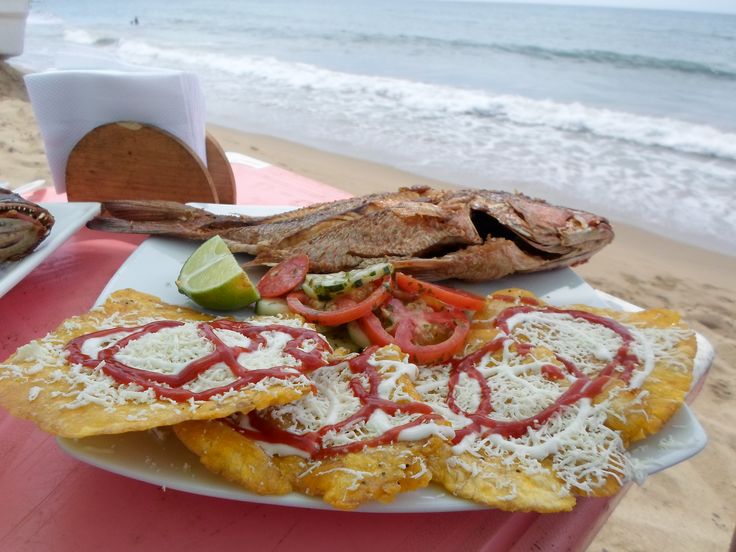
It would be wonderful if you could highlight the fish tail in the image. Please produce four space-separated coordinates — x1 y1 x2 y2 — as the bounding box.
87 200 245 238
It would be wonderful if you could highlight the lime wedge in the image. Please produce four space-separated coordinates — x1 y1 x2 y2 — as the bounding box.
176 235 260 310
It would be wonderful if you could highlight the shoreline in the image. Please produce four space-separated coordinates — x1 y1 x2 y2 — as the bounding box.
211 122 736 260
2 60 735 550
209 123 736 290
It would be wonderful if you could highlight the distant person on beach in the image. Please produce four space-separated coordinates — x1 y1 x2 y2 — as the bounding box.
131 16 139 26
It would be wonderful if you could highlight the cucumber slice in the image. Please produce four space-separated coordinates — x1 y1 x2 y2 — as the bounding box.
347 263 393 289
255 298 291 316
302 262 393 300
347 320 371 349
303 272 349 300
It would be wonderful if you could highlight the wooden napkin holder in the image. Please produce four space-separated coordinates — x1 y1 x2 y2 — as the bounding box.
65 122 236 204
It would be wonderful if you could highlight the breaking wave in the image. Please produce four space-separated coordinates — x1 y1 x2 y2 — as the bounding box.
116 39 736 161
63 28 119 47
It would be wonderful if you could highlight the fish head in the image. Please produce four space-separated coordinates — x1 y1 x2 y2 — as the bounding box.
0 188 55 231
465 190 613 258
0 218 43 262
506 194 614 252
0 187 55 262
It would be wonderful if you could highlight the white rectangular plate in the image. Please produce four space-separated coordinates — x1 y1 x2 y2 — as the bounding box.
57 204 710 512
0 202 101 298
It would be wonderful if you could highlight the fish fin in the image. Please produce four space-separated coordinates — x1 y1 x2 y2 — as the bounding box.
97 200 208 222
88 201 250 238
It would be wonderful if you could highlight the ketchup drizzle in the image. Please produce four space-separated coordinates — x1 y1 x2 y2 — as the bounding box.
65 320 332 401
447 303 640 442
228 347 442 459
228 301 643 458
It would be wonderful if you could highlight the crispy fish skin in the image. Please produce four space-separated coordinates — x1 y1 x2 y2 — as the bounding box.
0 187 55 262
88 186 614 281
251 201 483 272
87 187 429 255
391 236 604 282
0 289 312 438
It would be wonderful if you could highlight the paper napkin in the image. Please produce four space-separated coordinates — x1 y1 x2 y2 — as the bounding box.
25 66 206 193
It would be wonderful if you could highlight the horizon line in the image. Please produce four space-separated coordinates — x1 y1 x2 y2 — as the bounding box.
430 0 736 16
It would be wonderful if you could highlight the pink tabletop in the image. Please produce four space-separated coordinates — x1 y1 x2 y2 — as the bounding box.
0 161 625 551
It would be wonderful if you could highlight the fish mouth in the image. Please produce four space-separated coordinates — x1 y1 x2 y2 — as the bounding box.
403 190 614 262
415 208 612 261
0 187 55 233
0 189 55 262
468 209 565 259
0 202 55 231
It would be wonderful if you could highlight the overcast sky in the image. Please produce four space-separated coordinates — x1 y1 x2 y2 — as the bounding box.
466 0 736 14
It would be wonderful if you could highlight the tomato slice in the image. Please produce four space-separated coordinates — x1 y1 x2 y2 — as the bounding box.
395 315 469 365
395 272 486 311
359 311 395 346
286 278 391 326
257 255 310 298
358 297 470 364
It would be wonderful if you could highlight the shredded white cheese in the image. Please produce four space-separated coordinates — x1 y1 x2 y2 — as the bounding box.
247 350 451 457
27 386 42 401
2 316 322 412
414 304 694 496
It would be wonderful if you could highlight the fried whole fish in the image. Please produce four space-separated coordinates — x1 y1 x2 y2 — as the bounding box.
88 186 614 281
0 187 55 262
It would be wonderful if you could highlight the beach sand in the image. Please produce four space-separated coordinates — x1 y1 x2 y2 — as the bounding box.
1 60 735 551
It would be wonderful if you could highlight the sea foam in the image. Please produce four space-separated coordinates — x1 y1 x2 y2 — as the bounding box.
117 38 736 161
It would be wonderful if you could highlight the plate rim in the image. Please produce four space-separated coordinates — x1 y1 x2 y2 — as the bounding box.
59 202 710 513
0 201 101 298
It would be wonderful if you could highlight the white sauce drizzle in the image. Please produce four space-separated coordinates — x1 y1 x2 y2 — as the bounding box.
413 307 694 494
2 316 320 411
248 350 451 457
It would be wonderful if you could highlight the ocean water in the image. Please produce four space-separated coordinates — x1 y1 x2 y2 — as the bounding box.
12 0 736 256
